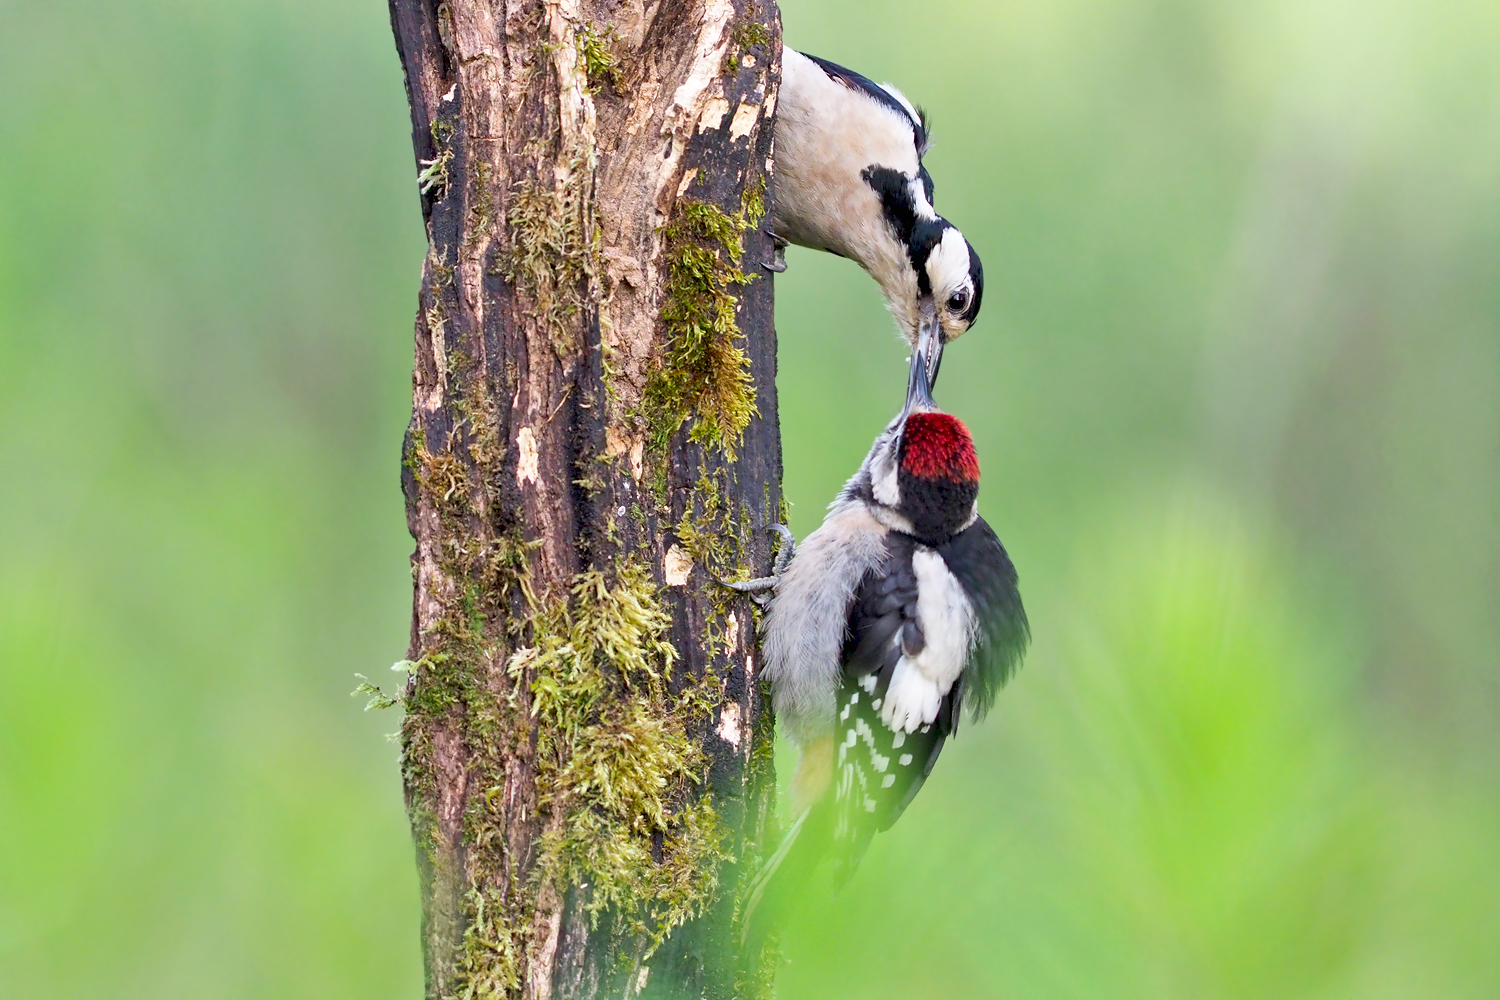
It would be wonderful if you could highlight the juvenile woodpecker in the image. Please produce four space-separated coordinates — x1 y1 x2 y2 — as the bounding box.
772 47 985 381
731 333 1029 938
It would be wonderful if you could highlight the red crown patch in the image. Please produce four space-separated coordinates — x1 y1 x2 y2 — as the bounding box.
899 412 979 484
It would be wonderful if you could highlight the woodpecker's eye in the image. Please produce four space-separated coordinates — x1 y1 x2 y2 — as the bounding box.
947 289 969 313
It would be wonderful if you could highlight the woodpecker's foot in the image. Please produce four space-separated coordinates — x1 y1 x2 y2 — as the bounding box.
762 230 788 273
715 575 778 607
718 575 779 593
715 525 797 605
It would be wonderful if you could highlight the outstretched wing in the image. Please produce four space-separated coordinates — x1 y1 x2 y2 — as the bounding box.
936 516 1029 721
827 534 959 881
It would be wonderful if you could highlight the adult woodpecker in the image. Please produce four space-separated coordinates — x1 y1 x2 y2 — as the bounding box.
770 47 985 383
726 331 1029 940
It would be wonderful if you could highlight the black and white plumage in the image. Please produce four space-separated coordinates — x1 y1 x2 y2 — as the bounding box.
771 47 985 380
738 335 1029 940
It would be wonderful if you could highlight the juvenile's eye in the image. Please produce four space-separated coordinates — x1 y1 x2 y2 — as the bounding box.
947 289 969 313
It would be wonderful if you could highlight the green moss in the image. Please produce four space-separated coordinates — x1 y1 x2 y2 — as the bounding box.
674 468 756 671
496 154 600 355
733 22 773 52
574 470 605 497
726 20 773 74
468 160 498 247
418 148 454 198
351 659 413 712
576 24 622 94
405 498 753 992
428 244 455 289
541 710 729 950
676 202 748 252
640 197 764 462
411 435 470 510
455 884 523 997
740 176 767 230
408 533 534 999
419 120 456 198
676 468 753 573
448 347 504 469
401 91 771 992
504 561 733 959
402 427 427 480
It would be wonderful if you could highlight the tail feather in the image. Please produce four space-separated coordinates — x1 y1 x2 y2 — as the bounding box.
740 804 832 950
742 808 810 932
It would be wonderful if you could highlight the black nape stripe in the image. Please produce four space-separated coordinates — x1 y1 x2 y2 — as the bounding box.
861 165 916 246
861 165 951 295
801 51 928 156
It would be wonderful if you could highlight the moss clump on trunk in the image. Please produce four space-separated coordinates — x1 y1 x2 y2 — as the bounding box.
512 562 733 959
641 184 767 462
576 23 623 94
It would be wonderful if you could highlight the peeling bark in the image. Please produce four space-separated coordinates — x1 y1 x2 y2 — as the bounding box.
388 1 783 997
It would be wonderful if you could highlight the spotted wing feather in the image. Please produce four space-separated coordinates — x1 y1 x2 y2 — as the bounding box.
826 534 958 882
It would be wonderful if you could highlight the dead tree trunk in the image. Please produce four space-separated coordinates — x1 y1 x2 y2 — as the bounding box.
387 2 782 997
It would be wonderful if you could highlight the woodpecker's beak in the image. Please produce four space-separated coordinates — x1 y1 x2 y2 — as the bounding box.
905 324 938 415
917 315 945 389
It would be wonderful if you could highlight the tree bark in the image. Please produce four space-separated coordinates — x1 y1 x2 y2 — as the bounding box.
387 2 782 998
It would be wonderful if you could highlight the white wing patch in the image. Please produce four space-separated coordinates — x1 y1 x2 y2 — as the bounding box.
881 660 942 733
877 547 976 733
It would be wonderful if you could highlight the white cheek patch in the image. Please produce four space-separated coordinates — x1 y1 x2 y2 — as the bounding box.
877 547 976 734
927 228 972 303
870 449 899 508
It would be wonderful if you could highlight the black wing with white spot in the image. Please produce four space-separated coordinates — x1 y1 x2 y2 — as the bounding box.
936 515 1029 720
826 534 959 882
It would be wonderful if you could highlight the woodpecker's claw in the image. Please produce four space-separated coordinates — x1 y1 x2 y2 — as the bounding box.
716 574 778 608
762 230 789 273
770 522 796 575
714 525 797 606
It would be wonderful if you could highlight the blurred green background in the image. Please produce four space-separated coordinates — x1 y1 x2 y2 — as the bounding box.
2 0 1497 996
